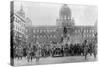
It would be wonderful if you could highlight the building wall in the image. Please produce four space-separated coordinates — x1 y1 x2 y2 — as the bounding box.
14 14 26 35
13 13 26 45
69 26 96 44
25 4 97 46
30 26 58 44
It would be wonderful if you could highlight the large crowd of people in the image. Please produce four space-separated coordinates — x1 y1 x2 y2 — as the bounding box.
12 38 97 62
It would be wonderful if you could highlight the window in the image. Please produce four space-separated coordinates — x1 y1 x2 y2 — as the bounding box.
84 30 85 33
50 35 52 37
33 35 35 38
33 30 36 33
90 30 92 32
37 36 39 38
40 35 42 38
87 34 89 37
89 34 91 37
14 25 16 30
14 17 17 22
43 30 46 32
37 30 39 32
86 30 88 33
77 30 79 33
47 35 49 38
50 30 52 32
40 30 42 33
92 30 94 32
75 30 77 33
38 30 40 33
92 34 94 37
26 29 27 32
43 35 45 37
54 35 56 38
17 27 19 31
19 28 21 32
83 34 85 37
17 19 20 23
47 30 49 33
19 20 20 24
16 26 17 30
53 30 55 32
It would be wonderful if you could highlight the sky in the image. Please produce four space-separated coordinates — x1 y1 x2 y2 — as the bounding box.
14 1 98 26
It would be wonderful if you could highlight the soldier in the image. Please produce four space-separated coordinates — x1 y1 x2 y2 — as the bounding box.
83 40 89 60
35 43 41 63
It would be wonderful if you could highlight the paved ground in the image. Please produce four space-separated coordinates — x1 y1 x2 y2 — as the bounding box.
14 55 97 66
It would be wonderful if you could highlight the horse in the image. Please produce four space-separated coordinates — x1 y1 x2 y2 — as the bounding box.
88 42 97 58
83 40 97 60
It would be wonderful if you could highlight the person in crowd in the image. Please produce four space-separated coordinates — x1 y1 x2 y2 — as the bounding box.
35 45 41 62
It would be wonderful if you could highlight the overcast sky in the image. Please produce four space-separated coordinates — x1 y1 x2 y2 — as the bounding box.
14 1 98 26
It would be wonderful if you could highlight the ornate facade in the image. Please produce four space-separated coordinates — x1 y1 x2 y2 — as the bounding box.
11 4 32 47
29 4 97 45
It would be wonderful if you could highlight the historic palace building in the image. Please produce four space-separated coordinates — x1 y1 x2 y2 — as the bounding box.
11 3 32 47
11 3 97 47
29 4 97 46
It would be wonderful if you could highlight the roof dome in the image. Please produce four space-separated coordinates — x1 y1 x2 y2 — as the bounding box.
59 4 71 19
